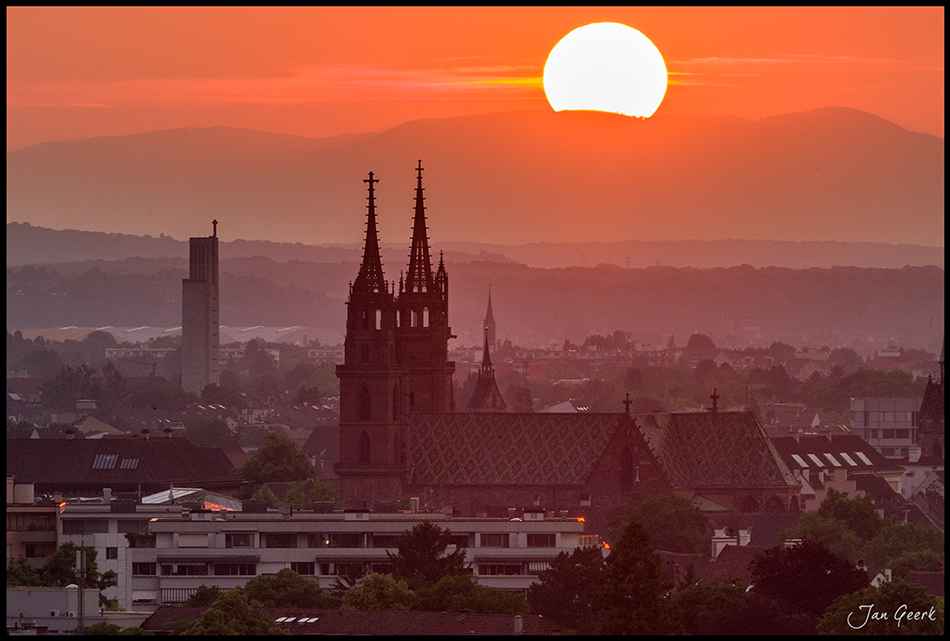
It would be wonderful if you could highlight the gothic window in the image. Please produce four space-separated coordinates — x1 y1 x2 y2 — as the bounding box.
375 309 382 330
358 387 371 421
395 431 405 464
392 385 399 421
361 310 370 330
411 310 418 328
422 307 429 328
360 344 369 364
359 432 370 464
619 447 634 492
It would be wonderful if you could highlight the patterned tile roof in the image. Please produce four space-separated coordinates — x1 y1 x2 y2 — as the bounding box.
409 410 797 492
638 412 799 489
409 413 620 486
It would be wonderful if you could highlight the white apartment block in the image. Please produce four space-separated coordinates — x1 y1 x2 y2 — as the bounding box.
126 508 596 608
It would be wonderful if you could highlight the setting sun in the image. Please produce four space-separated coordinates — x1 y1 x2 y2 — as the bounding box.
543 22 668 118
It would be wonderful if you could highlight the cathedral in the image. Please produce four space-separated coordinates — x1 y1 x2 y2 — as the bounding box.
335 164 800 530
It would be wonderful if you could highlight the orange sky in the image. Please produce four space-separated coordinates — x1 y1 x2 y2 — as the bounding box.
6 6 945 151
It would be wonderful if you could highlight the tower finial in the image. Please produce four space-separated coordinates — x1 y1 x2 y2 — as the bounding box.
353 172 386 293
212 219 217 237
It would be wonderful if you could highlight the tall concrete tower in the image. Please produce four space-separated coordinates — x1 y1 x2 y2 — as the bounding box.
181 221 220 395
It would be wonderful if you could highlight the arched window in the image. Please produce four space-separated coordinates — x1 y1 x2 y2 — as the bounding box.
392 385 400 421
411 310 418 328
619 446 634 492
361 310 369 330
375 309 382 330
360 344 369 364
422 307 430 328
358 387 371 421
359 432 371 464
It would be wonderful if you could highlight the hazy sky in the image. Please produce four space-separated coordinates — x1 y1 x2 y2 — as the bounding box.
7 6 944 151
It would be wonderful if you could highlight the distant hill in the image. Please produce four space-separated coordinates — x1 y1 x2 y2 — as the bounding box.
6 107 944 247
7 255 944 355
6 222 943 270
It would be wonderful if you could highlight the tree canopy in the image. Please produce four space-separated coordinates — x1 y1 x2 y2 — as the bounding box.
593 520 675 635
610 491 709 553
341 573 414 611
750 539 870 620
387 521 470 591
237 430 313 486
179 587 286 635
413 574 527 615
527 545 605 633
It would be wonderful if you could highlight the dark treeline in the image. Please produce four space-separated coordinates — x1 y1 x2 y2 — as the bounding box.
7 260 944 353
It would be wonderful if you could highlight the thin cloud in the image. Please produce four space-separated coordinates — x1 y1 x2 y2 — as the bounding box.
6 61 547 108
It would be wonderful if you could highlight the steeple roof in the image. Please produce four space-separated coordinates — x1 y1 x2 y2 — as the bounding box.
352 171 387 294
468 325 506 411
485 286 495 324
405 160 434 293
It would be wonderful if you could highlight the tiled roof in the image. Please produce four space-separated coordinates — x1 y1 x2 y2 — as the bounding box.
6 439 237 490
639 412 799 488
409 413 620 485
770 434 904 472
140 606 565 635
409 410 798 492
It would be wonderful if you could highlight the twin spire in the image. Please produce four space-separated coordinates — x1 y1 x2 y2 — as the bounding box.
353 161 437 296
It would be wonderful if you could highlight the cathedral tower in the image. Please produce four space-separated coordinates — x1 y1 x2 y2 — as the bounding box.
336 173 408 507
395 160 455 414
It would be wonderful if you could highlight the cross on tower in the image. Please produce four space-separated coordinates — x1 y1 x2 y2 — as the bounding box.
710 388 720 412
623 393 632 415
212 219 217 237
364 171 378 190
416 159 424 180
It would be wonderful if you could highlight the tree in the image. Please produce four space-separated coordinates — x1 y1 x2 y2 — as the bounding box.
40 364 102 411
6 556 43 587
817 578 944 635
388 521 470 591
593 520 675 635
184 584 222 607
816 488 881 540
686 333 716 350
243 568 333 609
611 491 709 553
41 542 117 594
341 573 414 611
828 347 863 375
183 419 240 450
414 574 527 615
527 545 605 633
750 539 870 620
180 587 286 635
237 430 313 486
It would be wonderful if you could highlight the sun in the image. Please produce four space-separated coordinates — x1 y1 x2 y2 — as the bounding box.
543 22 668 118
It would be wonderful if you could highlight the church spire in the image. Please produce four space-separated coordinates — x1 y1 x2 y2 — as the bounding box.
353 172 386 294
405 160 434 293
484 285 496 353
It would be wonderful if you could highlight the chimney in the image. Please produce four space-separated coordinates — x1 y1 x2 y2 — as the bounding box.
103 488 112 503
908 445 921 463
513 615 523 634
141 428 150 441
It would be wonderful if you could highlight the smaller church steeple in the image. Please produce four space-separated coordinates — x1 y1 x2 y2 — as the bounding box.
467 324 507 412
352 172 387 294
484 285 496 353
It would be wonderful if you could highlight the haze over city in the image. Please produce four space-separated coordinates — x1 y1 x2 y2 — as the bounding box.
5 7 945 637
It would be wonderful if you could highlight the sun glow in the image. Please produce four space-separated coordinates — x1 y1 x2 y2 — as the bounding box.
543 22 668 118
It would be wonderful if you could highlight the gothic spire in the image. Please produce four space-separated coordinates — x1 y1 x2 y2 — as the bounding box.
353 172 386 294
405 160 434 293
485 285 495 325
480 324 493 373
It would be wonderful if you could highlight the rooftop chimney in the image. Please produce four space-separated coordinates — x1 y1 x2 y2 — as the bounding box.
513 615 523 634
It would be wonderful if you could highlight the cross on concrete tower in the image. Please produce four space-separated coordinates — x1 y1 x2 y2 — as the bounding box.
710 388 720 412
623 393 632 415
